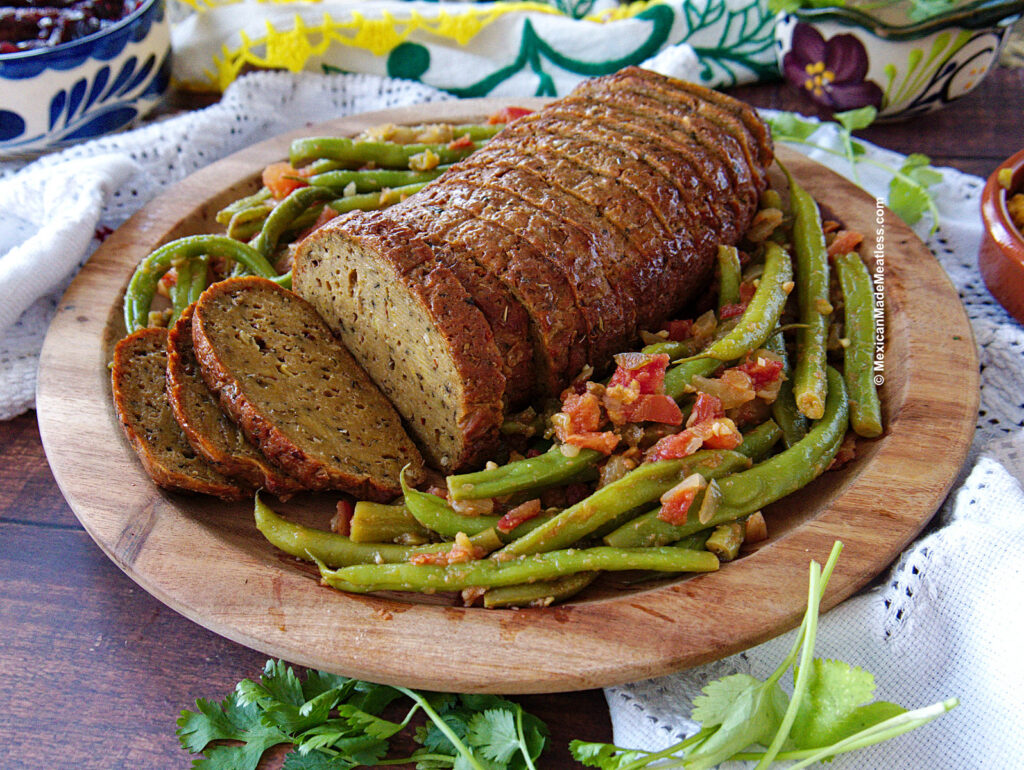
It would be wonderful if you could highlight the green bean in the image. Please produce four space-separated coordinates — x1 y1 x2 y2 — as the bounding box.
226 204 273 241
447 446 602 501
168 257 195 323
604 369 847 548
664 358 722 400
772 378 810 448
834 252 883 438
315 546 719 594
705 521 745 561
403 475 497 537
682 241 793 363
482 572 598 609
673 529 714 552
329 183 428 214
254 494 500 567
763 330 809 447
601 450 754 549
309 166 448 193
641 339 696 359
349 502 431 544
250 185 337 257
215 187 272 225
788 172 832 419
123 235 282 333
290 137 487 169
736 419 783 461
498 450 751 558
717 244 743 310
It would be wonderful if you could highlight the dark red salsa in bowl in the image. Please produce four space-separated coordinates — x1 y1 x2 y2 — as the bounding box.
0 0 142 54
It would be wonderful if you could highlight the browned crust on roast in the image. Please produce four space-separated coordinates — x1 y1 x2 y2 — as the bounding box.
191 276 426 497
437 153 630 365
559 93 761 216
294 218 505 470
364 207 534 406
394 183 589 392
603 67 774 170
571 70 773 191
166 304 304 497
473 125 716 329
496 113 721 327
111 327 249 501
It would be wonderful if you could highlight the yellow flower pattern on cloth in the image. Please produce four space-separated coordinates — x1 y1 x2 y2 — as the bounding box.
170 0 780 95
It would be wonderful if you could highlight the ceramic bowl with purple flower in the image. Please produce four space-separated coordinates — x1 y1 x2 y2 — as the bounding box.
774 0 1024 120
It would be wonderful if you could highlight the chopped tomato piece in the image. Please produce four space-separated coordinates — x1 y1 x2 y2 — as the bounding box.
739 280 758 304
487 106 533 124
697 418 744 450
561 391 604 434
330 499 353 536
497 499 542 533
608 352 669 395
827 229 863 257
626 394 683 425
262 161 312 200
565 431 620 455
658 490 698 525
687 393 725 427
647 430 702 462
426 485 449 500
719 302 748 319
447 134 474 150
736 356 785 390
657 475 706 525
662 319 693 341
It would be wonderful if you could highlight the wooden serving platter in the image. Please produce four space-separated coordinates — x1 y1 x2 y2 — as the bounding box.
36 99 978 694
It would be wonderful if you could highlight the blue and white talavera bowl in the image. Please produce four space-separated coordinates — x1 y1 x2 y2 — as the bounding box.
0 0 171 158
775 0 1024 120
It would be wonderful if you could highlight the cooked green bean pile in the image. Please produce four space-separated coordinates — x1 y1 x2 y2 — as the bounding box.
251 169 883 609
121 121 505 334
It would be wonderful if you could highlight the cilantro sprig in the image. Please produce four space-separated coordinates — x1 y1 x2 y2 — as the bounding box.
176 660 547 769
767 107 944 233
570 542 958 769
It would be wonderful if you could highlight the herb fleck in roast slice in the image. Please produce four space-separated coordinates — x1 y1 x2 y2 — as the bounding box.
111 327 249 501
191 276 425 500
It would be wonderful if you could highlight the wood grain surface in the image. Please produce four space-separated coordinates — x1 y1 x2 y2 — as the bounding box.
34 98 978 695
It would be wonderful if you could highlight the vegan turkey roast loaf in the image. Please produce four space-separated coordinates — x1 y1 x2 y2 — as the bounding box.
292 66 773 472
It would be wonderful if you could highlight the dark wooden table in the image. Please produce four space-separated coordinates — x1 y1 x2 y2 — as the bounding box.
1 68 1021 769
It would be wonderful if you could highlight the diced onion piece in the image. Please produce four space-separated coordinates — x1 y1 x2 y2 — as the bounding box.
451 497 494 516
745 511 768 542
697 479 723 525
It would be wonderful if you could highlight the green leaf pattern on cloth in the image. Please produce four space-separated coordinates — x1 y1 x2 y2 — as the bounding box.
171 0 781 94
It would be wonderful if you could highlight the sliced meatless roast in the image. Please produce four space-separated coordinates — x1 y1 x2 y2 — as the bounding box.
291 217 504 472
111 327 250 501
292 66 772 471
191 276 426 496
166 304 305 498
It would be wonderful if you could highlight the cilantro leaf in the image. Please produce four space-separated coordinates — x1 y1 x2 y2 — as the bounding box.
833 106 877 133
177 696 251 753
790 658 878 749
467 709 520 764
189 712 289 770
685 674 789 770
569 740 650 768
767 112 820 142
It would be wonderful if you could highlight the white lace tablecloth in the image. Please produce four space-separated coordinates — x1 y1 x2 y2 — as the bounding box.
1 71 1022 769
